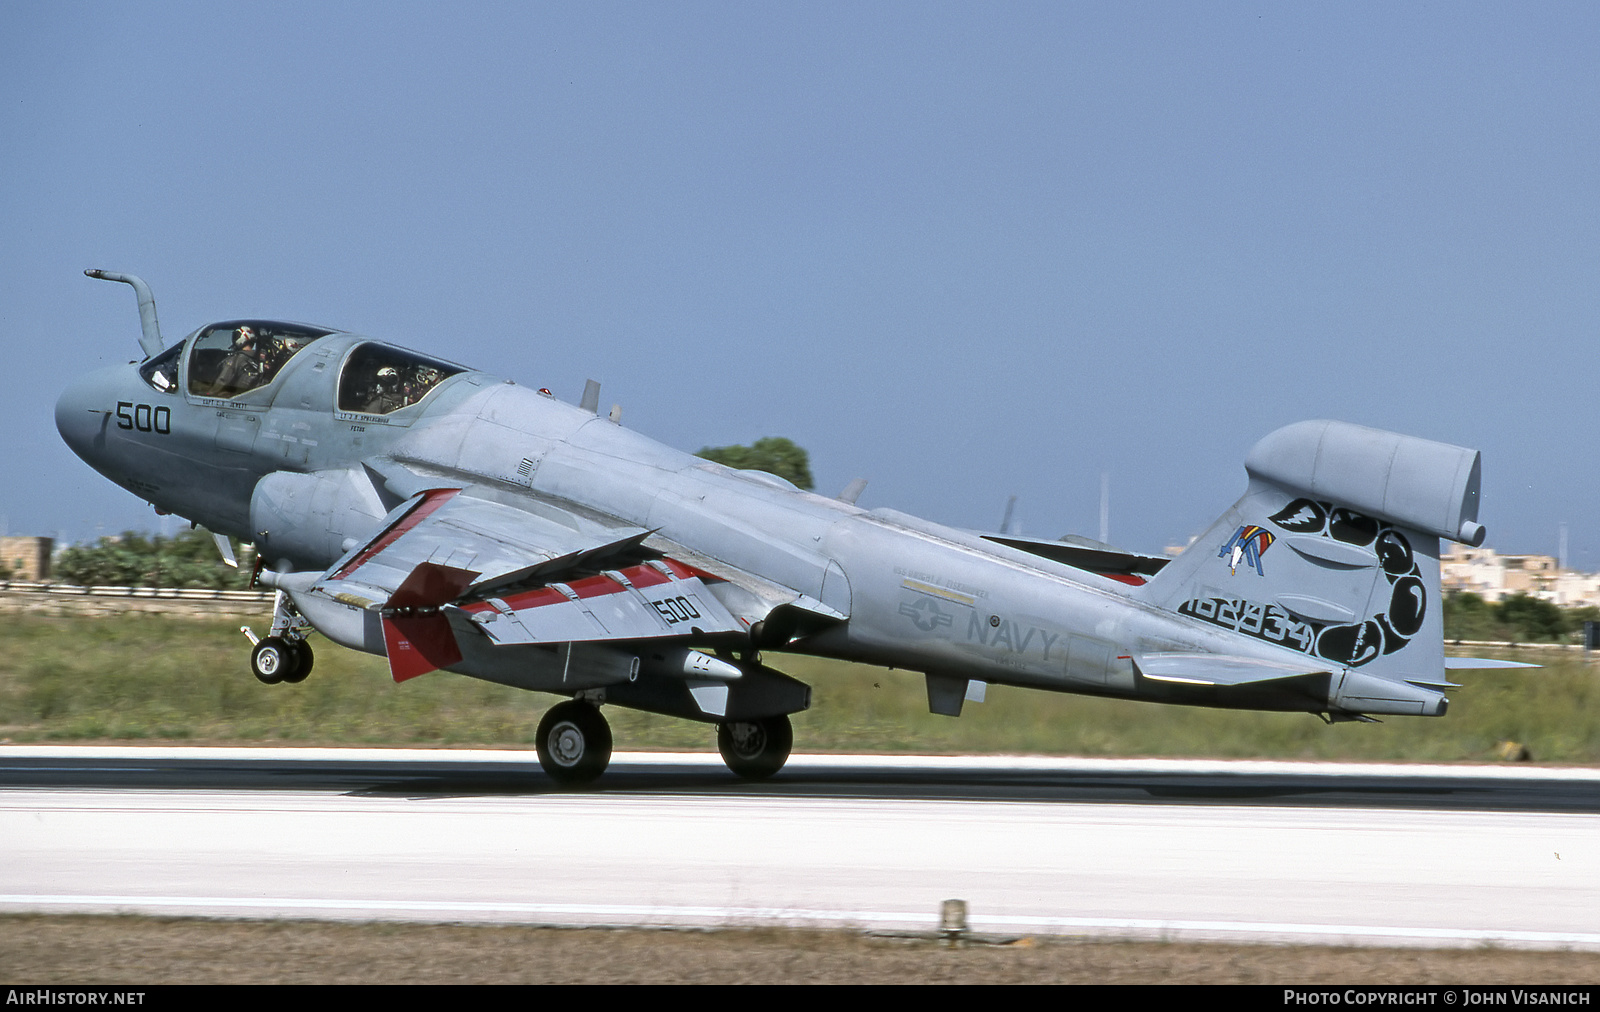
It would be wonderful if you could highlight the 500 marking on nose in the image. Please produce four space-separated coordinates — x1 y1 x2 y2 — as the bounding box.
117 401 171 435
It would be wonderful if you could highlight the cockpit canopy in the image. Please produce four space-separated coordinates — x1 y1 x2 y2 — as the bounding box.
337 343 465 416
138 342 184 393
186 321 338 400
136 320 470 418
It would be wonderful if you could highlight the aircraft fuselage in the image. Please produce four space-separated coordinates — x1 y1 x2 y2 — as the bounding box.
58 323 1435 723
67 264 1502 790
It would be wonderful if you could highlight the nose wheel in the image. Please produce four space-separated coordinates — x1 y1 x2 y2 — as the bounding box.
717 714 792 780
536 700 613 785
250 636 314 684
244 589 315 685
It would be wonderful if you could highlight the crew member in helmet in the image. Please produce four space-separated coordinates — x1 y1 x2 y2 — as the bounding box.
363 365 406 413
212 326 263 396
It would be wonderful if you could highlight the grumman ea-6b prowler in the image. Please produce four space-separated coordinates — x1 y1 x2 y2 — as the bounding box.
58 270 1511 783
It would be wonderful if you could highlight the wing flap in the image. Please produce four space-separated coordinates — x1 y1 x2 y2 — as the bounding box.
464 530 655 599
295 486 804 683
458 560 745 645
316 487 652 605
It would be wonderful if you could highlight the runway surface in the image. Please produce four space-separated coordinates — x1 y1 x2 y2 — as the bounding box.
4 747 1599 949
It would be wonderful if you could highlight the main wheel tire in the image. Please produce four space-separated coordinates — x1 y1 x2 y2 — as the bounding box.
281 641 314 684
535 701 613 785
717 714 793 780
250 637 298 685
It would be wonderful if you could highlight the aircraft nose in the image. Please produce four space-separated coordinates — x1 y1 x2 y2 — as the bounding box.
55 368 119 464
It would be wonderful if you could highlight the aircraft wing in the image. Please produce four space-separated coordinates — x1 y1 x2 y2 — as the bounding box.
303 485 781 681
314 486 656 610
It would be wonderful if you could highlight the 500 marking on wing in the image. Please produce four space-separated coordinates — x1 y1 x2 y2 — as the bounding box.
650 595 703 624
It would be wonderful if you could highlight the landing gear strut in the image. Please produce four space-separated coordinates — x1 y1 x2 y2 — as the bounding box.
717 714 793 780
536 700 613 785
243 590 315 685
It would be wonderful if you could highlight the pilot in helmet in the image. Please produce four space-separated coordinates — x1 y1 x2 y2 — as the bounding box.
213 326 261 394
365 366 405 413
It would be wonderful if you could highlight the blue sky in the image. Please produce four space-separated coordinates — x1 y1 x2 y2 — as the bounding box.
4 3 1597 567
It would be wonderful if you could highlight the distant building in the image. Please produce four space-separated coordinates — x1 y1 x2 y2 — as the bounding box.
1439 544 1506 598
0 536 54 581
1441 544 1600 608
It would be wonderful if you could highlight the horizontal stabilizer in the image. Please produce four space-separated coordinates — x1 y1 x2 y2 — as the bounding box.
1444 657 1541 670
1136 652 1334 687
1403 679 1460 693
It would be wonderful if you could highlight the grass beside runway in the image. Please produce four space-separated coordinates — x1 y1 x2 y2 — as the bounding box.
5 914 1600 984
2 612 1598 762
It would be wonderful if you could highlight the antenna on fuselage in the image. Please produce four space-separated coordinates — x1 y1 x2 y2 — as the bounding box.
85 269 164 360
580 378 601 414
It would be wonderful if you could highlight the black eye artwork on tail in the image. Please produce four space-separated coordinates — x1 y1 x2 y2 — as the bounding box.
1181 498 1428 668
1268 497 1426 663
1268 498 1326 533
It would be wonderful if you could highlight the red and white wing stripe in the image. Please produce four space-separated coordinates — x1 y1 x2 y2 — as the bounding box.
457 558 745 645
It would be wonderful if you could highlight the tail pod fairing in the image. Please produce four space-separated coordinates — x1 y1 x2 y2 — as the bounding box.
1139 420 1482 713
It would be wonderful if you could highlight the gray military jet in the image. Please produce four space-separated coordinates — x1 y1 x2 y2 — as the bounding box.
58 270 1500 783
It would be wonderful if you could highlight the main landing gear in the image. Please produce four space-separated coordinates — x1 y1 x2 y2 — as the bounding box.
242 590 315 685
535 699 613 785
717 715 792 780
533 700 795 786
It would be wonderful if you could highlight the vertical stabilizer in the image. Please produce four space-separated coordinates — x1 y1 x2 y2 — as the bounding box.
1141 421 1482 694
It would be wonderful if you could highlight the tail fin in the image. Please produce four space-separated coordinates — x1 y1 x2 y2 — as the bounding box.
1141 421 1482 697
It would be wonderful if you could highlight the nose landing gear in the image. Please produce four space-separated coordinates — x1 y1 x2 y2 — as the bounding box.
242 590 315 685
248 636 314 684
